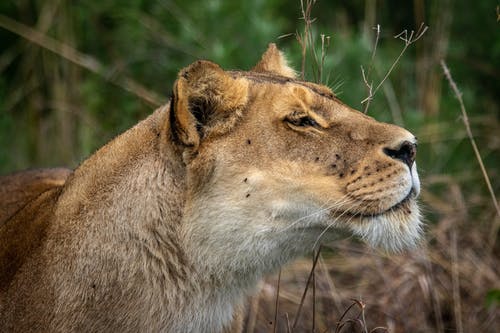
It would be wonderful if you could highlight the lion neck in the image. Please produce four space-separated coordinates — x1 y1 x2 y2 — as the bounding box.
179 186 323 298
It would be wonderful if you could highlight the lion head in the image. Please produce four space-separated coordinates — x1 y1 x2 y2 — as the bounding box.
171 44 421 267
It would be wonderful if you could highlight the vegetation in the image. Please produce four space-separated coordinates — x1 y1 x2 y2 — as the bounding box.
0 0 498 331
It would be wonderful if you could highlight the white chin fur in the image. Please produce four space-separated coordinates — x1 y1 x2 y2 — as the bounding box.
347 201 422 252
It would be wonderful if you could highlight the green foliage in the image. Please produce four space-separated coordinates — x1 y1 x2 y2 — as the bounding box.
486 289 500 308
0 0 497 200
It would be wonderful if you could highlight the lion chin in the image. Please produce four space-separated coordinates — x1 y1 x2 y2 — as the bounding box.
344 196 422 252
0 43 422 333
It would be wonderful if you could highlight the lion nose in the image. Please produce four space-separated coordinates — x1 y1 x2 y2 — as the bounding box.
383 140 417 168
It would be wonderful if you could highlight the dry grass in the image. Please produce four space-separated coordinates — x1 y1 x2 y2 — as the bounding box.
243 203 499 332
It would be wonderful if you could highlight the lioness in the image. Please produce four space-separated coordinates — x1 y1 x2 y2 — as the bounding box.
0 44 421 332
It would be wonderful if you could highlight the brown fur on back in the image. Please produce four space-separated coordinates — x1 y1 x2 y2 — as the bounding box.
0 187 62 291
0 168 71 225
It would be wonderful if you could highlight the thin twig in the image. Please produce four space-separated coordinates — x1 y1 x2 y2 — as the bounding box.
297 0 308 79
423 232 445 332
298 0 316 80
359 299 368 333
318 255 343 314
319 34 331 84
362 23 428 113
334 302 359 333
285 312 292 333
245 286 262 333
380 74 404 125
441 60 500 248
334 300 365 333
0 14 164 107
361 24 380 114
370 24 381 64
296 0 330 85
291 246 322 330
312 251 317 332
450 229 463 333
374 23 427 94
361 65 373 112
273 269 282 333
304 0 319 82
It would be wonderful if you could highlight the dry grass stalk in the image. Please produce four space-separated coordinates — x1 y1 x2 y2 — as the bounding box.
318 34 331 85
292 246 322 330
312 259 316 332
361 66 373 113
273 269 281 333
362 23 428 113
285 312 292 332
370 24 381 65
416 0 451 117
245 289 261 333
295 0 333 85
333 298 384 333
450 229 463 333
248 229 499 332
361 24 380 113
0 14 164 107
296 0 316 80
318 256 343 313
440 60 500 247
421 248 445 332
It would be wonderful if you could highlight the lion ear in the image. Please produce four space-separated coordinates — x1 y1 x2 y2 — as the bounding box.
171 60 248 149
252 43 296 79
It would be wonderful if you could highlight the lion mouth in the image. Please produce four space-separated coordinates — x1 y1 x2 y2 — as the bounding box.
384 189 414 213
348 189 415 219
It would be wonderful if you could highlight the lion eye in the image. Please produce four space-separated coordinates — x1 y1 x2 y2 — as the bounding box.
286 116 319 128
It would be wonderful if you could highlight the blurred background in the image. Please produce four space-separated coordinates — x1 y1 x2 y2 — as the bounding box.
0 0 498 332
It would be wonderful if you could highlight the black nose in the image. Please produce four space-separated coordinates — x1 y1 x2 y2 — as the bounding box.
384 141 417 168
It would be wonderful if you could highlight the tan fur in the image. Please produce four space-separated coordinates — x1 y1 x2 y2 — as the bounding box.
252 43 296 78
0 168 71 226
0 44 421 332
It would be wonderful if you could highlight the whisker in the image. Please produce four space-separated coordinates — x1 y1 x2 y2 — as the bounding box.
281 195 352 232
312 199 363 249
